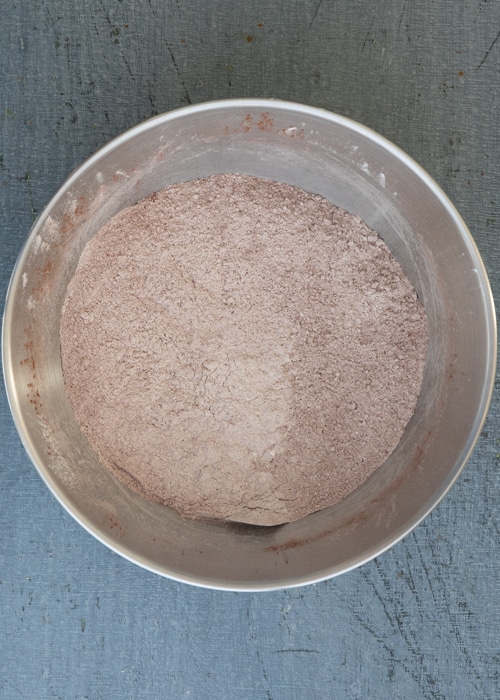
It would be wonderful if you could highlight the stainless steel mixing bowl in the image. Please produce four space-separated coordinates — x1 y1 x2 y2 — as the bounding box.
2 99 496 590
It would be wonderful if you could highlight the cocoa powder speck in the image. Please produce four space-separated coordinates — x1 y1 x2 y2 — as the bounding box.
60 174 427 526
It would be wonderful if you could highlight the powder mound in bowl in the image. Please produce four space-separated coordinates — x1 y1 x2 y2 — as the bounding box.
60 174 427 526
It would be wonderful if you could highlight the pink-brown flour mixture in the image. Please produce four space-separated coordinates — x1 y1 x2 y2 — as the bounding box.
60 174 427 526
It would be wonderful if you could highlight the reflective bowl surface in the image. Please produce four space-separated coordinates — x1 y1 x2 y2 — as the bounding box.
2 99 496 590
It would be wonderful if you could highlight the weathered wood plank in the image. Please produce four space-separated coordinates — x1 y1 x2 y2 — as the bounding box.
1 1 498 698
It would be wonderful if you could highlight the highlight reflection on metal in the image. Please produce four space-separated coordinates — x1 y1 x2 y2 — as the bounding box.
2 100 496 590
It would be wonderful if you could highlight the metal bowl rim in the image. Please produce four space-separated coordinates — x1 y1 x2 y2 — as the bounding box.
2 98 497 590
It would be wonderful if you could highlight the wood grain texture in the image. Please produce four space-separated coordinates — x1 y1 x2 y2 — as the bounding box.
1 1 499 698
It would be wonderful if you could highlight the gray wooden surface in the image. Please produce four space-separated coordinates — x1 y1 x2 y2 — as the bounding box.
1 1 499 698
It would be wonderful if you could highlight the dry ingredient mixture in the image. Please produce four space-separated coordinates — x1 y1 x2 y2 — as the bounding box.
60 174 427 526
